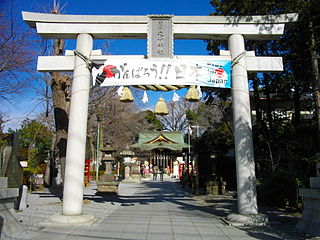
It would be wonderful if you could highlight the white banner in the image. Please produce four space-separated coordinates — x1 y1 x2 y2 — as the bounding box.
92 59 231 88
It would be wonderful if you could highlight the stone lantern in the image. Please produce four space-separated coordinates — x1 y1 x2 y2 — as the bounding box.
120 146 134 180
96 144 119 194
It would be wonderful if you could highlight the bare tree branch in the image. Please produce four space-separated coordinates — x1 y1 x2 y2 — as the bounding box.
0 5 36 102
158 101 198 131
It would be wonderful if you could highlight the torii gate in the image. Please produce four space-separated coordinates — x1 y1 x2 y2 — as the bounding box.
23 11 297 225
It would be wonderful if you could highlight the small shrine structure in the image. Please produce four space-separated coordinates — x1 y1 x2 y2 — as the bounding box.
131 131 189 175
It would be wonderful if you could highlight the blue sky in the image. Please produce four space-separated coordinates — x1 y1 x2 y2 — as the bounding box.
3 0 214 130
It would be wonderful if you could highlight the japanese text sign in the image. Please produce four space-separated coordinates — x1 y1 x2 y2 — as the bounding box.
92 59 231 88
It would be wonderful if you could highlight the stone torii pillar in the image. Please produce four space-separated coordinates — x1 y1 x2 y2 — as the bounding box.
228 34 260 222
50 33 95 224
22 11 298 225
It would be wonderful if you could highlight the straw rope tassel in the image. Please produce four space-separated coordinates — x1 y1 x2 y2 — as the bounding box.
154 97 168 115
120 86 134 102
185 85 200 102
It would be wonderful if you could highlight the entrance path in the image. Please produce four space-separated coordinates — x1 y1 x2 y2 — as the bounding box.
29 177 258 240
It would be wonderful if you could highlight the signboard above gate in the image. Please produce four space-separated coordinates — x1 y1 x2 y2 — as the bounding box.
147 16 173 58
92 59 231 88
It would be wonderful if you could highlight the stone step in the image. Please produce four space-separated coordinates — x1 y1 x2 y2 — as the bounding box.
310 177 320 189
0 188 19 211
0 177 8 189
0 188 19 200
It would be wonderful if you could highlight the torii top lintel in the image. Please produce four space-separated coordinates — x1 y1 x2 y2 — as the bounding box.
22 11 298 40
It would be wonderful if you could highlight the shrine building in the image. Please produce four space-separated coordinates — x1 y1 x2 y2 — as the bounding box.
131 131 189 173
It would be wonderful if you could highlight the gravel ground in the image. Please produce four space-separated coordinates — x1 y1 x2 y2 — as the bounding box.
4 181 319 240
7 182 121 240
193 194 318 240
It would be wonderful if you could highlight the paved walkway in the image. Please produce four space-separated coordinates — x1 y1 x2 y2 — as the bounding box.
16 177 260 240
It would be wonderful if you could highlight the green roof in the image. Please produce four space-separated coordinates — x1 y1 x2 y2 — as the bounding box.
131 131 189 151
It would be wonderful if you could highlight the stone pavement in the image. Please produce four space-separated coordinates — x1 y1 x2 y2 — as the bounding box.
10 177 272 240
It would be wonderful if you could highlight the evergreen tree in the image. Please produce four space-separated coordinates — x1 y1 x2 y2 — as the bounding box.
204 0 320 207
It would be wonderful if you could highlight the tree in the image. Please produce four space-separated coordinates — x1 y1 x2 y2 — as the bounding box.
0 113 7 134
37 3 72 184
207 0 320 207
157 100 199 132
88 91 150 152
0 1 35 102
193 97 235 188
144 110 163 131
19 118 52 171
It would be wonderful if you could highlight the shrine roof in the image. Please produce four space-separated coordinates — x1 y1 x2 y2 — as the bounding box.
131 131 189 151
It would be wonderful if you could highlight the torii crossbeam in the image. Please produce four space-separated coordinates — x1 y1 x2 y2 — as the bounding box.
23 11 298 225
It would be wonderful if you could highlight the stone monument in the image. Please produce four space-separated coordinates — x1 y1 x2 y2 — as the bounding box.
295 156 320 236
0 177 24 238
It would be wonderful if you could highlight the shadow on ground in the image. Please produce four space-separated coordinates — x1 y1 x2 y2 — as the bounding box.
33 179 310 240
